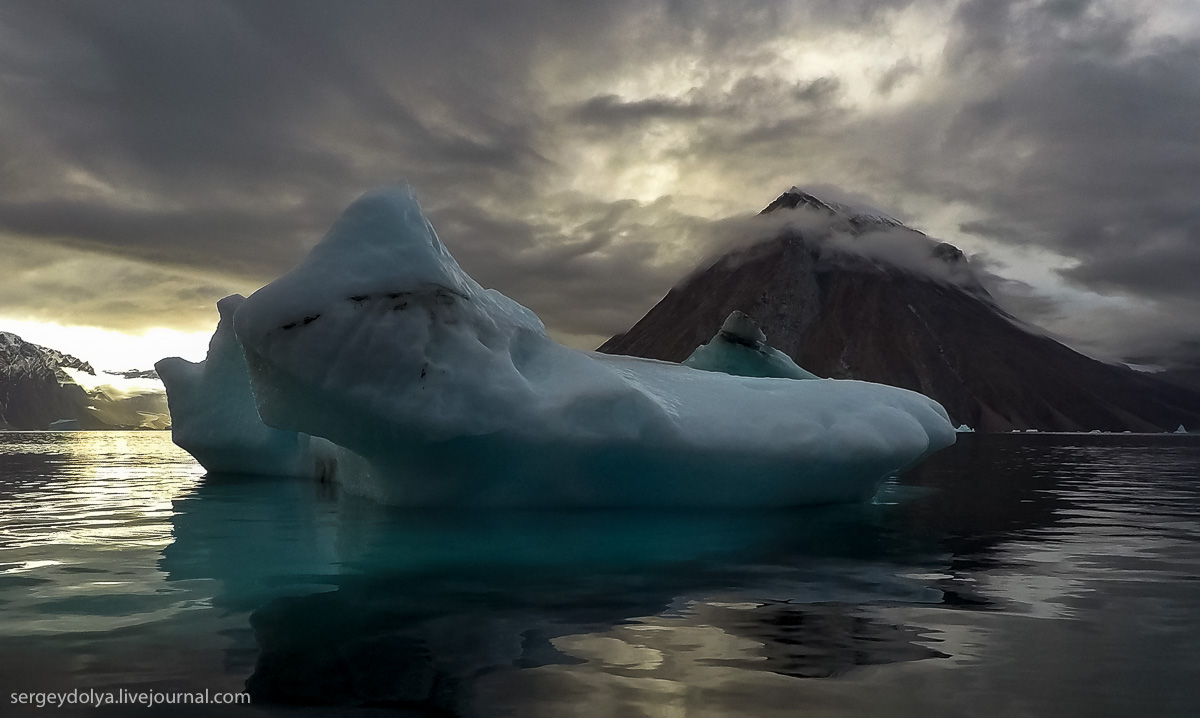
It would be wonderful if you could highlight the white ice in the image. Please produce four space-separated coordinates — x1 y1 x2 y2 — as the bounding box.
210 186 956 507
684 311 819 380
156 295 341 478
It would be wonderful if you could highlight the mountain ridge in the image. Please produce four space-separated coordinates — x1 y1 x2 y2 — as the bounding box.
0 331 169 430
599 188 1200 433
0 331 100 429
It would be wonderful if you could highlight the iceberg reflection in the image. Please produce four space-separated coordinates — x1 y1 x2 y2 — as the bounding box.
161 473 958 713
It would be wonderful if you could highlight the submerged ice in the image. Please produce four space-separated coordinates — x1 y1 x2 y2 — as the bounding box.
165 187 955 506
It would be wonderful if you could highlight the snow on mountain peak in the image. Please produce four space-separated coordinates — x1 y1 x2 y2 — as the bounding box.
764 186 907 230
0 331 95 383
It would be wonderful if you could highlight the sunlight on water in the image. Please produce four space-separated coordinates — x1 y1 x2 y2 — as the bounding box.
1 432 201 551
0 433 212 674
0 431 1198 716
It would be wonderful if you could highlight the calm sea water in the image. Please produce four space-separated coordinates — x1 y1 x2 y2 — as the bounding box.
1 431 1198 717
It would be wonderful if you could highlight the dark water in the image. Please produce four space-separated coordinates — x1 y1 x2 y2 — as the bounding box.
1 431 1198 717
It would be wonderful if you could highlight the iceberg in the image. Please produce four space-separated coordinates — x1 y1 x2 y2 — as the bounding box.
955 424 975 433
1178 425 1188 434
156 295 342 479
684 311 819 380
195 186 957 507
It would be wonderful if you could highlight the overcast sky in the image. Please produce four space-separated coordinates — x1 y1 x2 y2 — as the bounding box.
1 0 1198 369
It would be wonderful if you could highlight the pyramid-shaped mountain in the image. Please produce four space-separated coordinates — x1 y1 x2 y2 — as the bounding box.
598 188 1200 432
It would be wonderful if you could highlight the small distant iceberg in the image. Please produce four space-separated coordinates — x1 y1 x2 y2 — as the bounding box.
160 186 956 507
955 424 974 433
1178 425 1189 434
48 418 82 431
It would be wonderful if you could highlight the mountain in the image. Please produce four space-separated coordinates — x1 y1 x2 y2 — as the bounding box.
598 188 1200 433
111 368 161 380
0 332 170 430
760 186 910 231
0 332 102 430
1158 367 1200 395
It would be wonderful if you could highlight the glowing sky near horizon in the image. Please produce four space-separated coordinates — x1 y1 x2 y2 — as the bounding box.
0 319 210 372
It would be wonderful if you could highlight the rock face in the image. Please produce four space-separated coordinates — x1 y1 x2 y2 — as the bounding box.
0 332 170 430
0 332 100 430
599 188 1200 433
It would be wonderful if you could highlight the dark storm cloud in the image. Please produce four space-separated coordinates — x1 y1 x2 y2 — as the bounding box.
919 1 1200 362
0 197 316 276
430 196 718 342
568 77 842 129
0 0 913 338
1 0 1198 363
968 254 1066 326
569 95 710 127
875 60 921 96
0 0 560 200
0 0 599 329
0 238 242 332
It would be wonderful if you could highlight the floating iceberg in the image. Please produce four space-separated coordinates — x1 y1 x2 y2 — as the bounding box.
168 186 954 507
1178 425 1188 434
955 424 975 433
156 295 341 478
684 311 819 380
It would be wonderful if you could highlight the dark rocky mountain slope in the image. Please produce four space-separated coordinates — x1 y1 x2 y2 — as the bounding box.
599 188 1200 432
0 331 104 430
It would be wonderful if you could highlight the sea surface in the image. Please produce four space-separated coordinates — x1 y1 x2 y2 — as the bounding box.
1 431 1198 717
